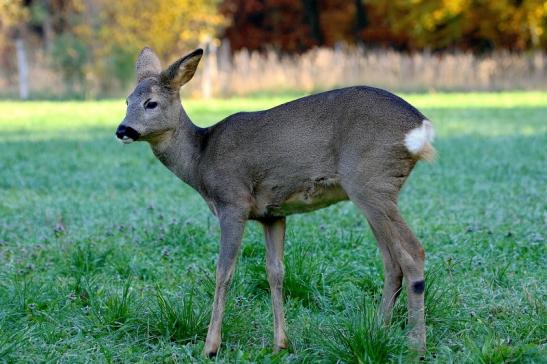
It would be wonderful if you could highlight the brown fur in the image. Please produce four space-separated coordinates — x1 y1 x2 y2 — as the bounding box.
116 48 435 357
418 143 437 162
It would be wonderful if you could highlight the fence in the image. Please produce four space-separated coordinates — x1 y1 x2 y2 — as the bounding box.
193 44 546 97
0 42 545 99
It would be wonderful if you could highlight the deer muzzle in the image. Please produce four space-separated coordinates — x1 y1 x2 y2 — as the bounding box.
116 124 141 144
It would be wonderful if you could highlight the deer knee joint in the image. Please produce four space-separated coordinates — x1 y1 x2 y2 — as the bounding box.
216 267 234 287
267 262 284 284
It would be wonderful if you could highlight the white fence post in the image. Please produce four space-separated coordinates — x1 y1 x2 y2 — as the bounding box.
15 35 29 100
201 37 218 99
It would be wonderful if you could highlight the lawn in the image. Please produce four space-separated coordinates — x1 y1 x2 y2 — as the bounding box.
0 92 545 363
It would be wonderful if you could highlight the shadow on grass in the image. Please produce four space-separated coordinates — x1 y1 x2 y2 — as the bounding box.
304 294 408 363
292 265 463 363
145 285 210 344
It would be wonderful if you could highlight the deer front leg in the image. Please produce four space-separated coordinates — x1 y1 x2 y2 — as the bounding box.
204 208 246 357
262 217 288 352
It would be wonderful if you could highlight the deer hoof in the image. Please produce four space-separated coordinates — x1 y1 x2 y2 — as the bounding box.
204 341 219 358
205 350 217 359
273 341 288 353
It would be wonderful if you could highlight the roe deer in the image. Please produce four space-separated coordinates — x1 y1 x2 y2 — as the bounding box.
115 47 435 357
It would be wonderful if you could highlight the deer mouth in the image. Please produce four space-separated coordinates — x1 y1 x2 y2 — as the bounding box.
121 136 134 144
116 124 141 143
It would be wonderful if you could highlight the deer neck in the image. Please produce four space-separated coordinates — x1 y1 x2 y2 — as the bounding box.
149 106 204 189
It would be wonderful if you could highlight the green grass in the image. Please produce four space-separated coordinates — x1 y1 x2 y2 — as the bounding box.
0 91 546 362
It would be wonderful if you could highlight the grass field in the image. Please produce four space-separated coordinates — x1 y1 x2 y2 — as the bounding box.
0 92 546 363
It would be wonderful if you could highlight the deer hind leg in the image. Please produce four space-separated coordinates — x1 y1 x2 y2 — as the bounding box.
342 176 426 355
373 224 404 321
392 212 426 353
261 217 288 352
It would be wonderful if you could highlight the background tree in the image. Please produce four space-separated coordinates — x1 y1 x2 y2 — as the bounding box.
368 0 547 52
1 0 545 98
0 0 27 50
0 0 29 99
95 0 224 93
221 0 547 52
220 0 315 52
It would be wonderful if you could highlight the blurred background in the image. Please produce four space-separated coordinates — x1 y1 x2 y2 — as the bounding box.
1 0 546 99
1 2 546 362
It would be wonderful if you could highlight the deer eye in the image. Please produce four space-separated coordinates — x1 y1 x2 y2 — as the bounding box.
144 100 158 110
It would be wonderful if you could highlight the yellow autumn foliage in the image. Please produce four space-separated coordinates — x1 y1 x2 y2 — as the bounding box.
370 0 546 50
0 0 28 49
98 0 225 60
0 0 27 29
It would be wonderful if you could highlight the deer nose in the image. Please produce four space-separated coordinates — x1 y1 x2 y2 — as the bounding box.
115 124 126 139
115 124 140 141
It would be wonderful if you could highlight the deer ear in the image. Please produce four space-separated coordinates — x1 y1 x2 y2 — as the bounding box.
160 48 203 90
136 47 161 82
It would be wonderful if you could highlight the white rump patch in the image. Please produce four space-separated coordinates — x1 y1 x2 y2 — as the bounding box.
404 119 436 160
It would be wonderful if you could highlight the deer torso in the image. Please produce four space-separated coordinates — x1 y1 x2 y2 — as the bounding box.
153 86 425 220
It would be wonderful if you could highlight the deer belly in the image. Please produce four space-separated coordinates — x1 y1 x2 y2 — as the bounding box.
269 182 348 216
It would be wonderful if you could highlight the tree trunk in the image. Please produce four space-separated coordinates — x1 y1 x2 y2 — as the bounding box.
43 0 53 53
302 0 323 46
355 0 368 43
15 35 29 100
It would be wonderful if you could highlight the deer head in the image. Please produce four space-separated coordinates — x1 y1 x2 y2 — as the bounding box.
115 47 203 144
